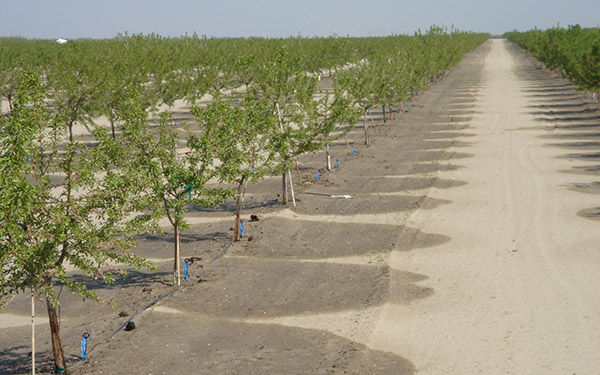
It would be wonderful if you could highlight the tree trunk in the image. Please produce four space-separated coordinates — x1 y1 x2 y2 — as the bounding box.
31 288 35 375
382 105 387 124
325 143 331 171
46 290 67 373
233 176 246 242
173 224 181 286
363 111 369 146
344 135 351 153
110 118 116 140
281 171 288 204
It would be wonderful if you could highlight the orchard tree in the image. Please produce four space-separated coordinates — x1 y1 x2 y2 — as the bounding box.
96 40 148 139
0 74 155 374
117 86 235 286
334 60 379 146
46 44 106 142
313 88 360 170
251 47 352 203
194 94 277 241
374 51 420 123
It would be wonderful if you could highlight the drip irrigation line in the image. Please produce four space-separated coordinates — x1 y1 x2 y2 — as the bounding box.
104 242 232 341
106 286 180 342
208 243 232 263
69 241 233 370
65 286 179 373
303 191 331 197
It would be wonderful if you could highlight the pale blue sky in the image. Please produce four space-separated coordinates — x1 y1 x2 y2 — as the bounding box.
1 0 599 39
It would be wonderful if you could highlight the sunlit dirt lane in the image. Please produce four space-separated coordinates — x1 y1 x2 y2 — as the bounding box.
371 38 600 374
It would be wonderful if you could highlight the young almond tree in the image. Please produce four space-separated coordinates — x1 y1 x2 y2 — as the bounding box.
251 47 353 203
117 86 234 286
314 90 361 170
0 64 20 112
334 60 380 146
96 44 146 139
195 94 277 242
0 74 155 374
46 45 106 139
373 51 420 125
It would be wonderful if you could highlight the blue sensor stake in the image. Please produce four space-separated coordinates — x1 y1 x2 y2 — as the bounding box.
335 160 339 169
378 129 381 135
184 259 189 281
81 332 89 360
240 219 244 238
350 146 354 155
316 171 320 181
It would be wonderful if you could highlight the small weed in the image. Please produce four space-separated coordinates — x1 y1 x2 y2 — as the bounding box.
367 252 386 269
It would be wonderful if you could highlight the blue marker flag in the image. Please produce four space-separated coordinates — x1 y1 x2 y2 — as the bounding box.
81 335 88 360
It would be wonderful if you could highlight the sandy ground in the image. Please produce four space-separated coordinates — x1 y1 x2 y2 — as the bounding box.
366 39 600 373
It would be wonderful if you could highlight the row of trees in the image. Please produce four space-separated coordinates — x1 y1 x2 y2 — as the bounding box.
505 25 600 98
1 29 488 373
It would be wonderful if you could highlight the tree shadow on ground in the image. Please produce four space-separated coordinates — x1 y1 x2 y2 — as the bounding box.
529 102 588 109
577 207 600 221
188 198 282 214
529 108 598 116
142 231 229 244
519 48 600 223
534 114 600 122
547 141 600 149
0 346 55 375
67 269 172 291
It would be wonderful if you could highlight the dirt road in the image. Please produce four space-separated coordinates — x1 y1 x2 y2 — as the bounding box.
369 39 600 373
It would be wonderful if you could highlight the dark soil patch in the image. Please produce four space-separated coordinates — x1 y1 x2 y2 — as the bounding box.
74 317 415 375
169 257 431 318
307 175 467 195
134 222 232 260
234 217 449 259
295 194 450 216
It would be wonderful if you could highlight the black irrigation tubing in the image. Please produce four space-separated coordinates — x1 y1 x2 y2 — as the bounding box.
208 242 232 264
65 286 179 372
106 286 180 342
68 241 233 371
103 243 232 342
